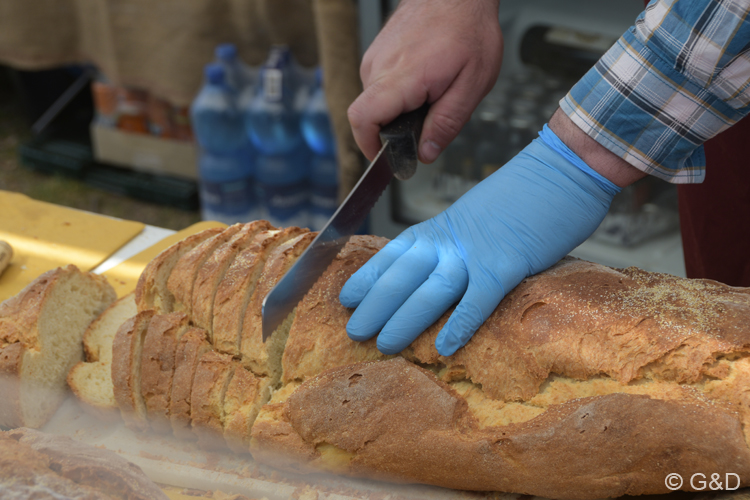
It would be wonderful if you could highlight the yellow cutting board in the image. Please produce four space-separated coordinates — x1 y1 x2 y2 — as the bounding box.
103 220 226 297
0 191 145 302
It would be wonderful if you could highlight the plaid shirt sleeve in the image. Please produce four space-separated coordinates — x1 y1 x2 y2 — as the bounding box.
560 0 750 183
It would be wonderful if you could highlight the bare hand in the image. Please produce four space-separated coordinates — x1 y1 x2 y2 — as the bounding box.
348 0 503 163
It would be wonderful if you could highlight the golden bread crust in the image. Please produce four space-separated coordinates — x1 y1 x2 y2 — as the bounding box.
0 342 24 428
135 227 223 313
111 310 154 431
5 428 169 499
223 366 268 454
139 312 189 433
255 358 750 499
212 226 306 357
240 231 316 377
169 327 212 441
281 235 390 383
191 221 272 337
189 350 235 450
167 225 243 316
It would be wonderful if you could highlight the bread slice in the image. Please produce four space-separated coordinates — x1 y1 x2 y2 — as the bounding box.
139 312 190 433
281 236 389 384
0 265 116 428
190 350 236 450
240 232 316 380
191 220 272 340
212 226 308 356
67 293 137 421
111 309 154 431
169 327 212 440
0 430 112 499
167 224 244 316
6 427 170 500
135 227 223 313
223 366 274 454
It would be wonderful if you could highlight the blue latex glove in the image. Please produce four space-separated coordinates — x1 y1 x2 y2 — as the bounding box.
339 125 621 356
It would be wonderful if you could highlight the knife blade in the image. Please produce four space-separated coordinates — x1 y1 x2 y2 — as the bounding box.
261 104 429 341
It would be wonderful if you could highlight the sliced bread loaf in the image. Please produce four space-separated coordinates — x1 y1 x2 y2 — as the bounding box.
6 428 170 500
212 227 308 357
0 429 112 499
240 231 317 380
135 227 223 313
0 265 116 428
67 293 137 421
139 312 190 433
191 220 272 340
223 367 274 454
167 224 243 316
170 327 212 440
190 350 237 450
111 309 155 431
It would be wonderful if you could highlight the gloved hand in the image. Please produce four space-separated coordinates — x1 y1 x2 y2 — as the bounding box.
339 125 621 356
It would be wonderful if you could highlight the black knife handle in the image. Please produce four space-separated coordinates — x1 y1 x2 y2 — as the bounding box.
378 103 430 181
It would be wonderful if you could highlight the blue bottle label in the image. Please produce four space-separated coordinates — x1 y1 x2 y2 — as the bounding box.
311 184 338 211
259 181 309 227
200 178 258 218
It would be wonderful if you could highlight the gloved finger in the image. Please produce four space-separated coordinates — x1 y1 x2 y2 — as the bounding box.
348 76 428 161
434 282 506 357
346 243 438 342
376 254 469 355
418 68 489 164
339 231 415 308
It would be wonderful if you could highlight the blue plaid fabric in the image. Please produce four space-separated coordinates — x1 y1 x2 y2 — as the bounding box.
560 0 750 183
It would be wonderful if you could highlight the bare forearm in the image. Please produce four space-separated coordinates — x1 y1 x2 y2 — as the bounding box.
548 108 646 188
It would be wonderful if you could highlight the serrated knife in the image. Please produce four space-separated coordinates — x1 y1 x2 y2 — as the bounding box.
261 104 429 341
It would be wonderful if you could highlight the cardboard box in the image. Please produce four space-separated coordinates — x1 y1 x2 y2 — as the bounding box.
91 124 198 180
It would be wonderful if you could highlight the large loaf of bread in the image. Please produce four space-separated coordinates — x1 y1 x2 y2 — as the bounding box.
102 222 750 499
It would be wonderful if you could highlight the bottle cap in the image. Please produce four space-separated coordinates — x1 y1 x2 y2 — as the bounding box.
215 43 237 61
205 63 225 85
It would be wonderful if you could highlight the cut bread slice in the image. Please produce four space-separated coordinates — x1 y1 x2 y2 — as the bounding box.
240 231 317 380
169 327 212 441
191 220 273 340
212 226 308 357
139 312 190 433
67 293 137 421
0 265 116 428
167 224 244 316
111 309 155 431
223 366 274 454
190 350 236 450
7 427 170 500
135 227 223 313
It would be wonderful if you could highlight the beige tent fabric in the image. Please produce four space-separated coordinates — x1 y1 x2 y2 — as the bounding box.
0 0 365 197
312 0 364 200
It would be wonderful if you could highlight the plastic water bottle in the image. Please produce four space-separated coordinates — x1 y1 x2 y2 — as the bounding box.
214 43 258 94
301 68 338 231
245 55 310 228
191 63 258 224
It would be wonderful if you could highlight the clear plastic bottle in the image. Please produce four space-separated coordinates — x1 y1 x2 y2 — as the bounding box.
245 55 310 228
190 63 258 224
214 43 258 94
301 68 338 231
